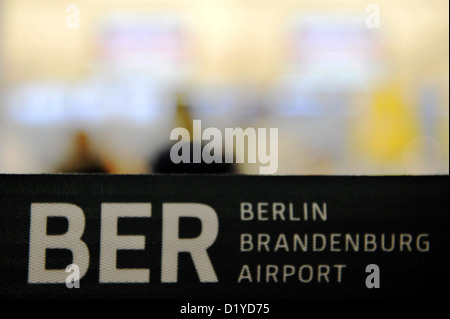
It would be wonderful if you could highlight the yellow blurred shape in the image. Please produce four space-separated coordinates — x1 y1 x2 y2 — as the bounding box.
357 84 419 163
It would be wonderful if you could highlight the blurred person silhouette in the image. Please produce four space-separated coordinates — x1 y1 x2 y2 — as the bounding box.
153 93 234 174
153 141 235 174
56 131 112 173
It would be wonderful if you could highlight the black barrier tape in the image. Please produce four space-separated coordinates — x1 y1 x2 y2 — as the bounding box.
0 174 448 299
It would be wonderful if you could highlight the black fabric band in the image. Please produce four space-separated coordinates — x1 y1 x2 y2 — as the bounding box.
0 174 448 299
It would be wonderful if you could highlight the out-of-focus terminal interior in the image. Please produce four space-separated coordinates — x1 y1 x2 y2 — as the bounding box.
0 0 448 174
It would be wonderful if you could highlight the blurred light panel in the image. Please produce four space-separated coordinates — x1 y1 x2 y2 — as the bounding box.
0 0 448 175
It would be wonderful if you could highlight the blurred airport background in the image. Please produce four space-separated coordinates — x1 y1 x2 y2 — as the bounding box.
0 0 448 174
